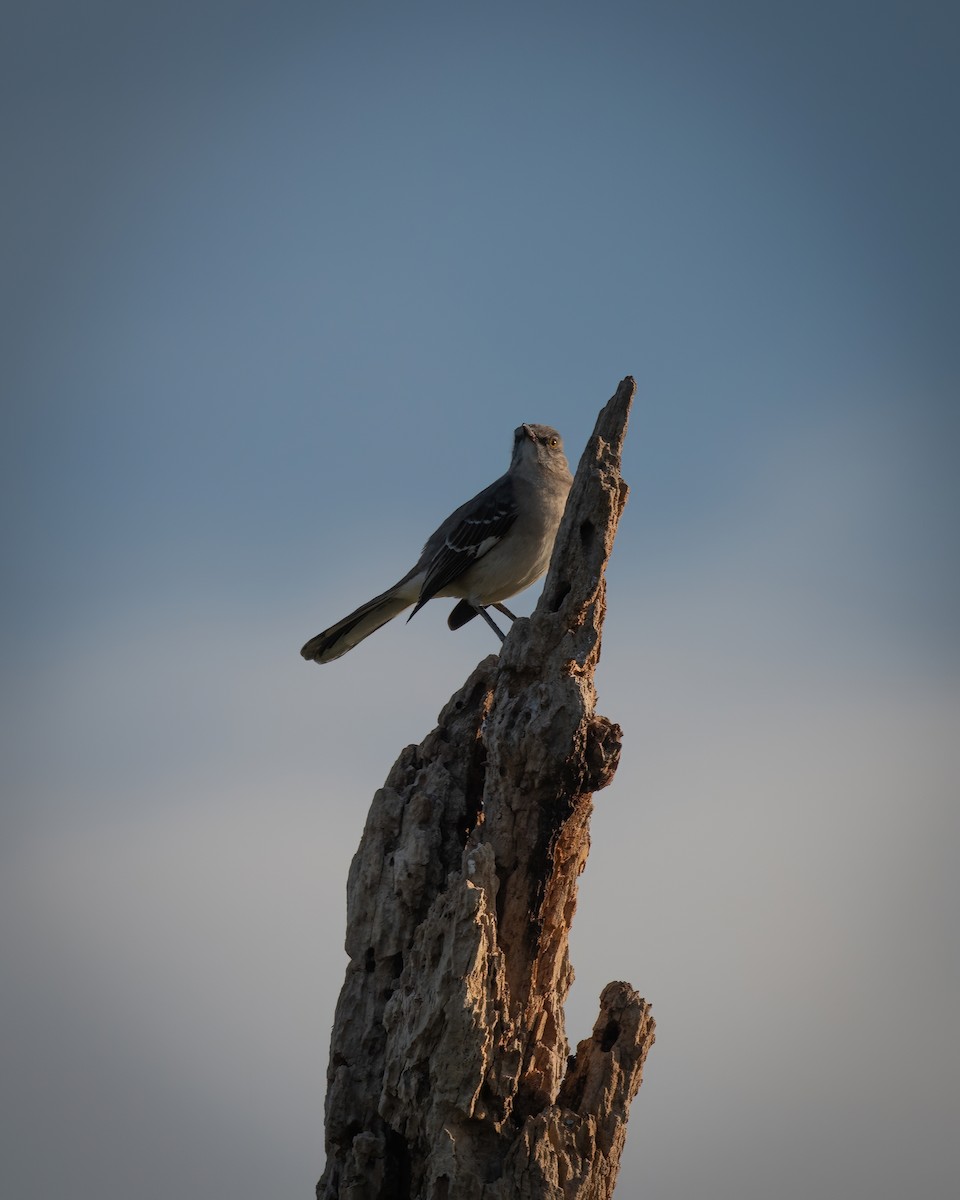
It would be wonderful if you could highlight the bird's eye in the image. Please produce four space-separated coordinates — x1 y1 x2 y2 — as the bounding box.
549 436 559 448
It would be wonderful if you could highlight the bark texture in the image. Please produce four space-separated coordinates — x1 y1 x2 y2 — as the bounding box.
319 377 653 1200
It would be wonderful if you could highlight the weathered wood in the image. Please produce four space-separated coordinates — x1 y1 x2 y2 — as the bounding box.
318 377 653 1199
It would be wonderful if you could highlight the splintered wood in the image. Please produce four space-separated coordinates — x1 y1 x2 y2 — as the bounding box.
319 378 654 1200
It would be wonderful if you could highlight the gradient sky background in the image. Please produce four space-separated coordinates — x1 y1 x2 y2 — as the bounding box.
2 2 958 1197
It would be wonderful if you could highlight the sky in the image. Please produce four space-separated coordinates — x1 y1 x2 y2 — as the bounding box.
2 1 958 1197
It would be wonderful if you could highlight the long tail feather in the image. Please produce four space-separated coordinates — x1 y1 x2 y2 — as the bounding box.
300 585 413 664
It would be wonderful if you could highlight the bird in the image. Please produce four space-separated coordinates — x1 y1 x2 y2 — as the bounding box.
300 423 573 664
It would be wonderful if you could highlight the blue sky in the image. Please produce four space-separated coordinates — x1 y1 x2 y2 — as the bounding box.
2 2 958 1198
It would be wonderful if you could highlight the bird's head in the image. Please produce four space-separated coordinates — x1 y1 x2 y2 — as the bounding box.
511 423 569 475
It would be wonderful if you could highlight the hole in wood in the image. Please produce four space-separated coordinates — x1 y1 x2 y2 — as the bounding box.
549 580 571 612
599 1019 620 1051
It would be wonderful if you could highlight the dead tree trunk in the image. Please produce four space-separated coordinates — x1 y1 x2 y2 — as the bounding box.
318 377 654 1200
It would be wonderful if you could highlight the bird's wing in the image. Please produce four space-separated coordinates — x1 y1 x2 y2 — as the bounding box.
410 474 518 617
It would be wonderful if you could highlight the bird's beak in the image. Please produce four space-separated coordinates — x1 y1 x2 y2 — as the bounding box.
522 424 535 441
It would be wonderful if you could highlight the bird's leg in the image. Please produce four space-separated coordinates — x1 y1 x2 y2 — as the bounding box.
492 602 518 621
477 605 507 643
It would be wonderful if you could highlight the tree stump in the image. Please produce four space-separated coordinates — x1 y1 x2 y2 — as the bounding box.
319 377 654 1199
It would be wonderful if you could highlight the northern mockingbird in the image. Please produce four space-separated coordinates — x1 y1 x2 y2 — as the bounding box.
300 423 573 664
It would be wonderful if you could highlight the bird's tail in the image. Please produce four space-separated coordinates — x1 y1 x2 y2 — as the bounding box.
300 583 414 664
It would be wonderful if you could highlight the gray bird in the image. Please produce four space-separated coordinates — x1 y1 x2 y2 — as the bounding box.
300 423 573 664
